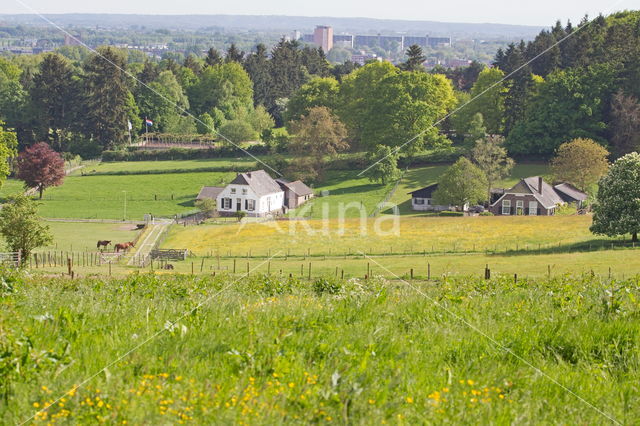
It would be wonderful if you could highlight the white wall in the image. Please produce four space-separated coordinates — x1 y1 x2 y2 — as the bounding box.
217 183 284 215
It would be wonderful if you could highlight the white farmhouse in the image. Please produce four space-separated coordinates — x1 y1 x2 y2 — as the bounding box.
216 170 285 217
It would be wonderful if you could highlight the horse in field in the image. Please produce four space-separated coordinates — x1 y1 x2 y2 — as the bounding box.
115 242 135 253
96 240 111 249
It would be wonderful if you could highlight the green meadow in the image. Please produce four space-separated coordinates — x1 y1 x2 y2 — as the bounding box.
1 272 639 424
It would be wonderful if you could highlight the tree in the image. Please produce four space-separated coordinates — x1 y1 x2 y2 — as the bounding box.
195 198 217 218
30 53 78 150
610 90 640 157
226 44 245 64
83 47 140 149
243 44 272 107
218 120 257 144
550 138 610 191
16 142 65 199
506 64 616 156
464 113 487 148
188 62 254 119
471 135 515 200
0 122 17 189
136 70 190 133
364 145 401 184
401 44 426 72
196 112 215 135
591 152 640 242
285 77 340 125
289 106 349 182
433 157 488 209
205 48 223 67
0 193 53 262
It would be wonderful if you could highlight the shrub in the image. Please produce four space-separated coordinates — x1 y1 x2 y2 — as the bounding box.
439 211 464 217
479 211 494 216
312 277 343 295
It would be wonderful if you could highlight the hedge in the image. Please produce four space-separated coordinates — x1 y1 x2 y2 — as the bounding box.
102 145 270 162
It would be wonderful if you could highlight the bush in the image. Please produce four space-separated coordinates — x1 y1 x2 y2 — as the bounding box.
101 144 269 162
439 211 464 217
479 211 494 216
312 277 343 295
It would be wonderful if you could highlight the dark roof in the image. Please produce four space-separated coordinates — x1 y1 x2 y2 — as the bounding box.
197 186 224 200
230 170 282 197
409 184 438 198
491 176 576 209
277 179 314 196
554 183 588 203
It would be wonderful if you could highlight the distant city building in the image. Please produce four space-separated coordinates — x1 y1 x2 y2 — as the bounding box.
333 34 354 48
351 53 382 66
313 26 333 52
64 34 82 46
291 30 302 41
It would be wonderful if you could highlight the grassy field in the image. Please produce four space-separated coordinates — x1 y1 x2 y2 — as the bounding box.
1 272 639 424
0 178 25 200
289 164 550 218
162 216 615 257
79 158 260 175
34 171 236 220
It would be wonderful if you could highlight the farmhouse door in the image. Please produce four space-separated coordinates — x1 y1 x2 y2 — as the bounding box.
236 199 242 211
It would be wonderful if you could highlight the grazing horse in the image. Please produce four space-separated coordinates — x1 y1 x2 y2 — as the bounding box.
96 240 111 249
115 242 135 253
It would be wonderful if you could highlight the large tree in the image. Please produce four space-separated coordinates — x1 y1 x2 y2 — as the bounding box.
338 62 456 152
285 77 340 125
591 152 640 242
0 122 17 189
433 157 488 209
16 142 65 199
0 193 52 262
83 47 140 149
452 67 507 135
289 106 348 182
609 90 640 157
136 70 190 133
188 62 254 119
471 135 515 200
243 44 272 108
550 138 609 191
30 53 79 151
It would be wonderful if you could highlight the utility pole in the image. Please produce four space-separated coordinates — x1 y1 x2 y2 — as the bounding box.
123 190 127 221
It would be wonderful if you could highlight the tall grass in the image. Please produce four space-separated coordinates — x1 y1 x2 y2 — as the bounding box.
1 271 639 423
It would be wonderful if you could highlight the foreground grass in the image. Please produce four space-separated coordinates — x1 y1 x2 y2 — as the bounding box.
1 271 639 424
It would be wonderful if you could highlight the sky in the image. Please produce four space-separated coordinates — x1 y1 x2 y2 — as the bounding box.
3 0 640 26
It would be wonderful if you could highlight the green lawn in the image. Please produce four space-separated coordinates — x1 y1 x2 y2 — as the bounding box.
81 157 261 175
0 178 25 201
2 272 639 423
387 163 550 215
36 172 235 220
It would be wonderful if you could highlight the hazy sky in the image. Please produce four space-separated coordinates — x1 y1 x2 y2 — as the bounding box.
4 0 640 26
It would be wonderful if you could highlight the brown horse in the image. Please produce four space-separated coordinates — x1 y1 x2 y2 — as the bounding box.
97 240 111 249
115 242 135 253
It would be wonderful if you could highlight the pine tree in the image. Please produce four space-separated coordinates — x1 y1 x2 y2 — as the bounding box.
401 44 426 72
226 44 245 64
205 48 223 67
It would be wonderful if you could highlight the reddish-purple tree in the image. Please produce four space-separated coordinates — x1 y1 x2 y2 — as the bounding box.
17 142 65 199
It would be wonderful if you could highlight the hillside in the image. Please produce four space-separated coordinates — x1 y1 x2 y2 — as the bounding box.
0 13 544 38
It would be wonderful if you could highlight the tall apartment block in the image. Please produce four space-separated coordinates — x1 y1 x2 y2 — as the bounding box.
313 26 334 52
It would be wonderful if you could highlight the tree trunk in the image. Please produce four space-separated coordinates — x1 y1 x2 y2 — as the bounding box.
39 185 44 199
633 232 638 243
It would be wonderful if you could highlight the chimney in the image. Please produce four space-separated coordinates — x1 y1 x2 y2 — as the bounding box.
538 177 543 194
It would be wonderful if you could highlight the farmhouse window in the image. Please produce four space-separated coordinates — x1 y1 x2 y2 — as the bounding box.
230 188 236 194
502 200 511 215
246 199 255 211
222 198 232 210
529 201 538 216
414 198 425 205
426 199 432 205
516 200 524 215
242 188 248 195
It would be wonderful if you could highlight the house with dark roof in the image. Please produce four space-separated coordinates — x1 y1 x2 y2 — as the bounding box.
196 186 225 201
489 177 588 216
408 184 467 212
276 178 314 209
215 170 285 217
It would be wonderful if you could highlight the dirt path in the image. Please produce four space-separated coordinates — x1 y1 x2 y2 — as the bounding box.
126 219 172 265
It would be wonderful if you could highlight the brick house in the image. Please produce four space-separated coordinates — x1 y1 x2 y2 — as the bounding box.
489 177 587 216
